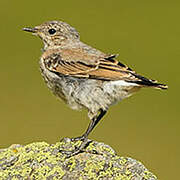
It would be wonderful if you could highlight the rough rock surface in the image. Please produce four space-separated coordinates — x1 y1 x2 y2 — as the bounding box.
0 138 157 180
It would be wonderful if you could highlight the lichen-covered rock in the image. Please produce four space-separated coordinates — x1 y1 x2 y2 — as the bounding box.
0 138 157 180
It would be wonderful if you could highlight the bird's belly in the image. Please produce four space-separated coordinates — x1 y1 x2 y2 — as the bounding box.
67 79 140 113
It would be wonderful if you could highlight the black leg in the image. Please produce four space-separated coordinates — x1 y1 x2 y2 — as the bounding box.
72 109 107 141
60 109 107 157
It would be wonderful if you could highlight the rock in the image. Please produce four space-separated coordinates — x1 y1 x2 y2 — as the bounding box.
0 138 157 180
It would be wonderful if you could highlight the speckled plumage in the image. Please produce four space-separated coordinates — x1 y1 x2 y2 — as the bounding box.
23 20 167 156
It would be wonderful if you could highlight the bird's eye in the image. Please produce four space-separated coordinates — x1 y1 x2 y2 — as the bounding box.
48 28 56 35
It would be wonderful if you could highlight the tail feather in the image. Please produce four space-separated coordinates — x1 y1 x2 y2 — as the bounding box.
152 83 168 90
128 73 168 90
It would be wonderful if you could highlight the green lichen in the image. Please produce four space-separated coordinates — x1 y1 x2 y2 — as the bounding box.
68 157 76 171
78 155 103 179
99 145 115 156
119 157 127 165
0 139 157 179
86 141 96 151
143 170 157 179
12 177 19 180
98 161 114 178
47 166 65 179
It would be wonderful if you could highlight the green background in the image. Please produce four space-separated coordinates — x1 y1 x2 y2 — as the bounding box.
0 0 179 179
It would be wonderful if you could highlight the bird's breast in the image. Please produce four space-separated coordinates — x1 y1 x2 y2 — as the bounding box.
39 57 67 101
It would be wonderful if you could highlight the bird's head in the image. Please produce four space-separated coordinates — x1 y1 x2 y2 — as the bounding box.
23 20 80 49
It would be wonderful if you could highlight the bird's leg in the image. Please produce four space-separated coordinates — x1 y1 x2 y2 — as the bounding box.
71 109 107 141
60 109 107 157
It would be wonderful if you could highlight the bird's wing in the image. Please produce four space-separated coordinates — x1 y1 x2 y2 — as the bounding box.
42 48 100 77
42 48 167 89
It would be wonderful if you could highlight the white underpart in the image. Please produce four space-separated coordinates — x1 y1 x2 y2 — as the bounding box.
103 80 139 96
109 80 138 86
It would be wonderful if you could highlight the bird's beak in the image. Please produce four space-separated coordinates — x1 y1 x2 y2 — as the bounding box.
22 27 38 33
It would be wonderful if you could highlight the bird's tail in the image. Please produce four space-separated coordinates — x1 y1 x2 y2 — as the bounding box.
128 73 168 90
150 82 168 90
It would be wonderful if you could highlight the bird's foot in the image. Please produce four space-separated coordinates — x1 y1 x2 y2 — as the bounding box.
60 147 82 158
70 135 86 142
59 137 91 158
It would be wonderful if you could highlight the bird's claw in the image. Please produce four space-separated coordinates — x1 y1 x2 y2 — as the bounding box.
60 147 83 158
59 138 91 158
70 136 86 142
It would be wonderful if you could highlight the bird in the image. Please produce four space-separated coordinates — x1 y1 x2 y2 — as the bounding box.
23 20 168 156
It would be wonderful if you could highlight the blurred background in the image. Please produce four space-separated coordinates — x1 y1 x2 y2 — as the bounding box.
0 0 179 179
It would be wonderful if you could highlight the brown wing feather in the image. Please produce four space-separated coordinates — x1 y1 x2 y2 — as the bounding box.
42 48 100 77
42 49 168 89
43 51 131 80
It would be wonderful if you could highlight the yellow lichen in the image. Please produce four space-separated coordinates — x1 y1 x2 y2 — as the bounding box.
0 140 157 179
